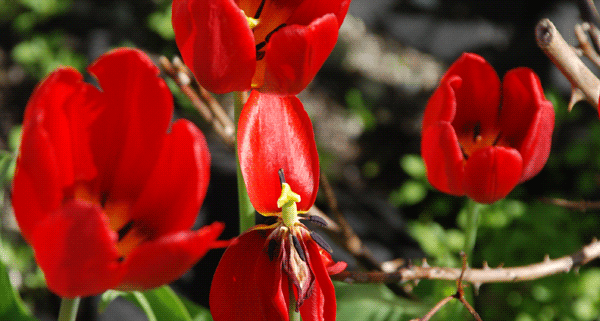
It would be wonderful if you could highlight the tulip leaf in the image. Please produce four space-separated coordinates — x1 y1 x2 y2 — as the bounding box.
99 286 207 321
335 282 425 321
0 240 36 321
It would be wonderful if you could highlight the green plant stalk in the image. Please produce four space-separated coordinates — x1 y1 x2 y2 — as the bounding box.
289 281 301 321
57 297 80 321
234 91 255 233
463 198 482 259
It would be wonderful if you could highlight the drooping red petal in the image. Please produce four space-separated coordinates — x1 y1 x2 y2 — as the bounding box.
421 74 461 132
463 146 523 204
421 122 465 196
129 119 210 236
30 200 125 298
445 53 501 133
299 239 337 321
499 67 554 182
286 0 351 27
210 230 288 321
119 222 224 291
261 14 339 95
172 0 255 94
87 48 173 207
237 91 320 214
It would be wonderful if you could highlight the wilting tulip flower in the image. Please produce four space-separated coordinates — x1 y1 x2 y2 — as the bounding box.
172 0 351 95
421 53 555 204
12 48 224 298
209 91 346 321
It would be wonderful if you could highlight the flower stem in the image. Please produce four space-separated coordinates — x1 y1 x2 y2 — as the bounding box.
57 297 80 321
234 91 255 233
288 280 301 321
463 198 482 261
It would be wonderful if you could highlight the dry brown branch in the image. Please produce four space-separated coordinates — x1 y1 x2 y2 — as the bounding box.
319 173 384 271
332 238 600 286
159 56 236 148
541 196 600 212
411 253 482 321
575 23 600 68
536 18 600 110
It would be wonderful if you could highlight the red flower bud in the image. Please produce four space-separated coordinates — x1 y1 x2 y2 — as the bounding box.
421 53 555 204
172 0 350 95
12 48 224 297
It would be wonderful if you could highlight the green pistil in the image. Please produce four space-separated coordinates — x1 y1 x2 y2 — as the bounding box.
278 183 301 227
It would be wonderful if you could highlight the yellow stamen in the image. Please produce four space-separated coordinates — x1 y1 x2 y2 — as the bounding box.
278 183 301 227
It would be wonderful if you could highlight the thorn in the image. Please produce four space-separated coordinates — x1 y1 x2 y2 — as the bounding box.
421 258 430 268
482 261 490 270
473 282 482 295
569 87 586 111
544 254 551 262
413 279 420 286
496 263 505 269
592 237 598 242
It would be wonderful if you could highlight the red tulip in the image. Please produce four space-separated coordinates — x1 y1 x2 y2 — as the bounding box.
12 48 224 298
209 91 346 320
421 53 555 204
172 0 351 95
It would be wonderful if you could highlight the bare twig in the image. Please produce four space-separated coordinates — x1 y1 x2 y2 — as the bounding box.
575 23 600 68
319 173 383 271
578 0 600 28
159 56 236 148
541 196 600 212
332 238 600 285
411 253 482 321
536 18 600 110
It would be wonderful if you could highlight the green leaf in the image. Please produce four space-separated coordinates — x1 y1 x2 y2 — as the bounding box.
99 286 199 321
0 241 36 321
179 297 213 321
335 282 424 321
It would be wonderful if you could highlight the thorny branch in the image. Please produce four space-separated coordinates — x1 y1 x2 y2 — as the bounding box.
536 18 600 111
410 253 482 321
331 238 600 287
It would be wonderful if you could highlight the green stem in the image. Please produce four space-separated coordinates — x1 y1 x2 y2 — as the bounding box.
289 281 301 321
57 297 80 321
234 91 255 233
463 198 482 260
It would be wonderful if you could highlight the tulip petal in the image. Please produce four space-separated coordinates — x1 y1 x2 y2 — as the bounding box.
172 0 255 93
261 14 339 95
421 122 465 195
12 125 62 242
86 48 173 205
444 53 501 132
31 200 124 298
129 119 211 236
500 67 554 182
421 74 461 131
300 239 337 321
119 222 224 291
287 0 351 27
210 230 288 321
237 91 319 213
463 146 523 204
